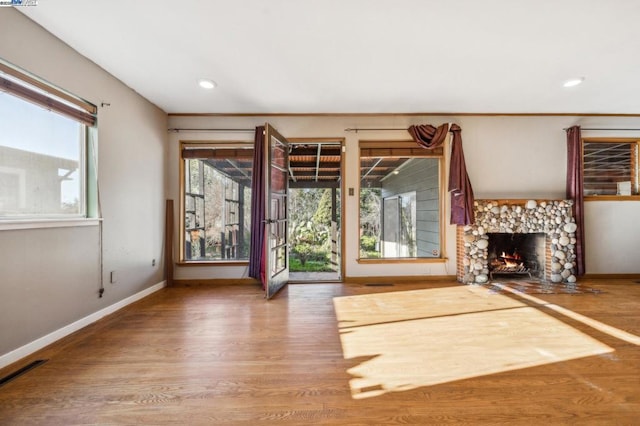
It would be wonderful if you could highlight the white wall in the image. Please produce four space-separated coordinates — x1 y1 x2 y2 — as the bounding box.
585 202 639 274
0 10 168 361
168 115 640 279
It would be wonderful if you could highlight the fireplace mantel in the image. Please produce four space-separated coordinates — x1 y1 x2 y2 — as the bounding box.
457 199 578 284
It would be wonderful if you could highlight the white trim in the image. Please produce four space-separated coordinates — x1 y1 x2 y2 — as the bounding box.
0 280 166 369
0 218 101 231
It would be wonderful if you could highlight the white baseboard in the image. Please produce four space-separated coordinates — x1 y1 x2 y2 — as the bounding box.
0 281 166 370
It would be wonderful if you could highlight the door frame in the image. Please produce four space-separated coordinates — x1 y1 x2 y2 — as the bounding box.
287 137 345 282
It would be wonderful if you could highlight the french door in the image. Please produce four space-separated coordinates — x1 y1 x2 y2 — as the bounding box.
264 124 290 299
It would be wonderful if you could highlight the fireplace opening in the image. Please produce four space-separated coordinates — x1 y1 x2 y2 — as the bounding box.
487 233 545 280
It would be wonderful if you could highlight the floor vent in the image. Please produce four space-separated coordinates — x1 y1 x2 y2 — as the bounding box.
0 359 48 388
365 283 394 287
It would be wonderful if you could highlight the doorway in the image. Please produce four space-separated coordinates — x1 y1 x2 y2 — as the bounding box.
287 140 343 282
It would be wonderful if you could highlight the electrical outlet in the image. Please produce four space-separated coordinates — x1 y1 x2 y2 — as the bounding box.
152 259 156 266
110 271 117 283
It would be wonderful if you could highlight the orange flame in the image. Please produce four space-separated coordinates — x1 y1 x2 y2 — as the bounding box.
499 251 524 268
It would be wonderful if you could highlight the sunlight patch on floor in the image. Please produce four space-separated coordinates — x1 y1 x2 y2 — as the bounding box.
493 283 640 346
333 286 614 399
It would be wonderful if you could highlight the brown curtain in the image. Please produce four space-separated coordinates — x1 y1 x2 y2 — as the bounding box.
248 126 266 287
566 126 585 276
448 124 475 225
408 123 475 225
408 123 449 149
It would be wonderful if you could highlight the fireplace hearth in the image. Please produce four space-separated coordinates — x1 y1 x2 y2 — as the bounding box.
456 199 578 284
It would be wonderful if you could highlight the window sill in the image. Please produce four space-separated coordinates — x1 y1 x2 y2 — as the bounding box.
357 257 447 264
0 218 101 231
177 260 249 267
585 195 640 202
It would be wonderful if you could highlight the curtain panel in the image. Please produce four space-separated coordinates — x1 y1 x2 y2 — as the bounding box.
248 126 266 287
408 123 475 225
566 126 586 276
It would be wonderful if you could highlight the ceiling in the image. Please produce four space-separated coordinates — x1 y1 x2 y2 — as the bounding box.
18 1 640 115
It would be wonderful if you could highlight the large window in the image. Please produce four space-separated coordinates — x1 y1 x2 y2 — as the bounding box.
583 139 639 198
359 141 443 260
181 143 253 262
0 60 96 220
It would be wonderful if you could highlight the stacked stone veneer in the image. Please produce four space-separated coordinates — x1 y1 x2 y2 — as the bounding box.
457 199 578 284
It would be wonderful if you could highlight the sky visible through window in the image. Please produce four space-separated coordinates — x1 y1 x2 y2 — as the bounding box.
0 92 82 205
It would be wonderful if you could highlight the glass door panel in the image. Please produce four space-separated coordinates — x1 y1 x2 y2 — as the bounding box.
265 124 289 299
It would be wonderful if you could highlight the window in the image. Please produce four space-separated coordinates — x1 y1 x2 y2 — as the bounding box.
0 60 96 220
583 139 639 198
359 141 443 260
181 143 253 262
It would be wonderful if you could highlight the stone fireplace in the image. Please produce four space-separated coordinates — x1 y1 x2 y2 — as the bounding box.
456 199 578 284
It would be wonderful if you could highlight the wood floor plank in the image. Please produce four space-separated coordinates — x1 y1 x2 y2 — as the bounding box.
0 279 638 425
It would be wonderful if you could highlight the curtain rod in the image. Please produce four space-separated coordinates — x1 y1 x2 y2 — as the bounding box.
171 126 640 133
564 127 640 131
170 126 450 133
352 126 640 132
168 128 255 133
345 127 405 132
345 127 453 133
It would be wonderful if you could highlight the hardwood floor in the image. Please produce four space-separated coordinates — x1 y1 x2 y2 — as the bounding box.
0 279 638 425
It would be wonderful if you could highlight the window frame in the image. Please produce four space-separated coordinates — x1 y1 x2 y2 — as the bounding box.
582 137 640 201
357 140 447 264
0 59 98 229
178 140 254 265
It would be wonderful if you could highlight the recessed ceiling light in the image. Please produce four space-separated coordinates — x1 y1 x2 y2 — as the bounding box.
563 77 585 88
198 79 216 90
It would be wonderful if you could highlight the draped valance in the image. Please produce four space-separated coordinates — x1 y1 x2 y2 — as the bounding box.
408 123 475 225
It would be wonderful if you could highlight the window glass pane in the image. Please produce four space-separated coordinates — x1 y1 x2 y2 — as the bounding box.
382 192 417 257
583 141 638 196
183 147 252 261
360 154 440 259
0 92 84 217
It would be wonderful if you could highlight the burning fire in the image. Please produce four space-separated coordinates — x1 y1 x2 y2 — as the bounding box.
499 252 523 268
492 251 524 268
